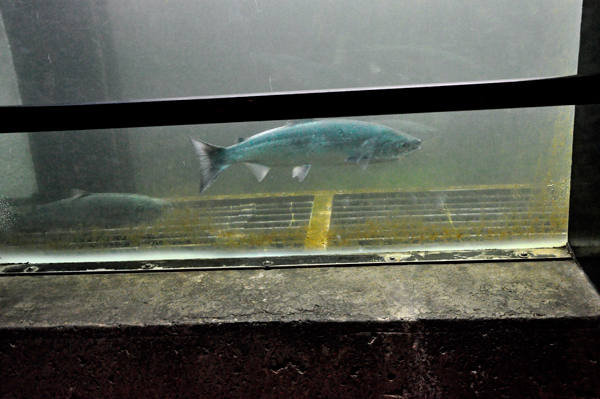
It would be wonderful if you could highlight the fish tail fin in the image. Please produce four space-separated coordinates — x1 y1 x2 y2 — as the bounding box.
187 136 230 193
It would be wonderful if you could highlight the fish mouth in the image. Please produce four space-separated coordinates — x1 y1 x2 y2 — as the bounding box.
401 148 420 157
400 140 421 156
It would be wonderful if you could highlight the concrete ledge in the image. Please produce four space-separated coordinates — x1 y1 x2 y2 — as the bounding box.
0 260 599 327
1 260 600 398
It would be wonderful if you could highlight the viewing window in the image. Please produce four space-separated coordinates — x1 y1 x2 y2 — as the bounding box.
0 1 584 269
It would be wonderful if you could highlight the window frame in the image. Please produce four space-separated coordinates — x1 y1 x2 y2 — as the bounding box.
0 74 597 134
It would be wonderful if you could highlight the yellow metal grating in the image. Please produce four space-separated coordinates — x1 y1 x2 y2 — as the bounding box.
5 186 566 252
328 187 566 248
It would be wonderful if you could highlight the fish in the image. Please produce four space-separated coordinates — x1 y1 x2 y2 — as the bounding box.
188 119 421 193
11 190 173 233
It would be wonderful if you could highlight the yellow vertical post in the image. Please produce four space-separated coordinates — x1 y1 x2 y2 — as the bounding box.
305 192 334 250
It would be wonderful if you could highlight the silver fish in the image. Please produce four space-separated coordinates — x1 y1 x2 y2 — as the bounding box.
14 190 172 232
188 119 421 193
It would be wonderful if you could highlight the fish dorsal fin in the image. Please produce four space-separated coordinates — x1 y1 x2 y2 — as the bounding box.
244 162 271 182
285 119 316 127
187 136 229 193
235 137 245 144
70 189 90 199
292 164 311 182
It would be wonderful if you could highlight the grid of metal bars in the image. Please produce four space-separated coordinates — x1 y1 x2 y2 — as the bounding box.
5 187 565 252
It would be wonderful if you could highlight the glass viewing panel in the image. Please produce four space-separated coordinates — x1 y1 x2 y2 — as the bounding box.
0 108 573 263
0 0 583 104
0 0 582 265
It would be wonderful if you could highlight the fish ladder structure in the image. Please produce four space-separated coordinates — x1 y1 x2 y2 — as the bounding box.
4 185 566 253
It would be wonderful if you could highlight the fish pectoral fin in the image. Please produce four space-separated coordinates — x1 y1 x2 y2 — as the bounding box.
361 138 376 148
244 162 271 182
358 157 370 170
292 164 311 182
345 156 371 170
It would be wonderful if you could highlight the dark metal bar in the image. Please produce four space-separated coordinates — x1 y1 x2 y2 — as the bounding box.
0 74 598 134
0 247 571 275
569 0 600 258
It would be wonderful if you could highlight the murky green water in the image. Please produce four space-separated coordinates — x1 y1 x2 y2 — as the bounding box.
0 1 581 264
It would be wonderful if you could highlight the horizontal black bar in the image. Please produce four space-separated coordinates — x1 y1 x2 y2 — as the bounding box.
1 74 599 133
0 248 569 275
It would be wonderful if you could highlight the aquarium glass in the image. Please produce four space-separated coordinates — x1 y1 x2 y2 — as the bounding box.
0 0 582 104
0 1 582 264
0 108 573 263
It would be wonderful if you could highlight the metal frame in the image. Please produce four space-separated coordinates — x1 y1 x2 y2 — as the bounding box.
0 75 594 275
0 247 572 275
0 74 598 134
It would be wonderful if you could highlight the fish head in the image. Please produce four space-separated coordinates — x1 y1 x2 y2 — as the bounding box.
374 130 422 161
133 198 173 221
394 134 422 157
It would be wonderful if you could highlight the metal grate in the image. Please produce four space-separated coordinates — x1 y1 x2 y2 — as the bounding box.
327 187 565 248
9 195 314 250
6 187 566 251
169 195 314 249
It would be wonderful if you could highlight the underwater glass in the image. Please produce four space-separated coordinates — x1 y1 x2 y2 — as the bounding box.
0 0 582 265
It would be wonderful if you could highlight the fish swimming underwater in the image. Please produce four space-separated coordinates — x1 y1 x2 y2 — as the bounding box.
188 119 421 193
11 190 173 233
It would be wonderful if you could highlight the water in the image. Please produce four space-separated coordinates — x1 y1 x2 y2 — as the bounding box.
0 1 581 264
106 0 581 98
